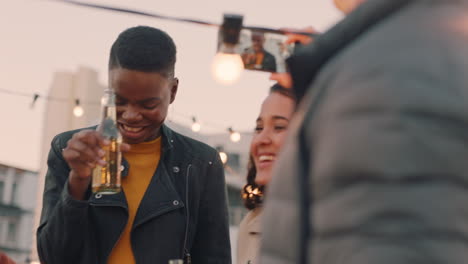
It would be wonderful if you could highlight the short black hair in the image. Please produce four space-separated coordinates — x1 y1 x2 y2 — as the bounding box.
109 26 176 77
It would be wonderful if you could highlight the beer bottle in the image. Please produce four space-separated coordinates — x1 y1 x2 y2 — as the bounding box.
92 88 122 194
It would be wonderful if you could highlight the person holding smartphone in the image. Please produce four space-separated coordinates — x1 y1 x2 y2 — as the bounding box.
261 0 468 263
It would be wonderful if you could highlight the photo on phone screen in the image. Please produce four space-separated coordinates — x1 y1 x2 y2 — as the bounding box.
216 29 294 73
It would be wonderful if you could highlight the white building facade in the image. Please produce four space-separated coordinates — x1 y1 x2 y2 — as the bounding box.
30 67 103 262
0 164 38 263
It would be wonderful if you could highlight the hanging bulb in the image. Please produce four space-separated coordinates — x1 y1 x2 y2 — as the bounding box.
216 146 228 165
219 151 228 165
228 127 241 142
73 99 84 117
230 131 241 142
212 14 244 85
191 122 201 132
212 52 244 85
191 117 201 132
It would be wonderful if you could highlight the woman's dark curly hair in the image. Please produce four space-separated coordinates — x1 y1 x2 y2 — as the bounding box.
241 83 295 210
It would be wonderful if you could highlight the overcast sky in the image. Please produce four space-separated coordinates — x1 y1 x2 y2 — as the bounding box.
0 0 342 171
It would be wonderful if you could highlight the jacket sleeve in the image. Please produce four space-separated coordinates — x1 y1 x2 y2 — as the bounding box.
37 135 91 264
190 150 232 263
301 22 468 263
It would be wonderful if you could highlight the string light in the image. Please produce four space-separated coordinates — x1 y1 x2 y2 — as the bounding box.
212 14 244 85
51 2 318 87
219 151 228 164
191 117 201 132
212 53 244 85
216 146 229 165
0 88 245 138
228 127 241 142
73 99 84 117
55 1 319 37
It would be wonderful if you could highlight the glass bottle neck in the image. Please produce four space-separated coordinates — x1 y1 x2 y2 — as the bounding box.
101 90 117 121
98 89 120 138
101 89 116 106
101 105 117 122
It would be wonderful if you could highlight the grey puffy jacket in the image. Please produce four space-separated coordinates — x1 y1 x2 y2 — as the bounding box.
260 0 468 263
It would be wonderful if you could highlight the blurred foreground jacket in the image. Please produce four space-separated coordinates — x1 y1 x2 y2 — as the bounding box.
260 0 468 263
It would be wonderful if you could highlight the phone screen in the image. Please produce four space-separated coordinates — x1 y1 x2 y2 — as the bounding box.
216 29 294 73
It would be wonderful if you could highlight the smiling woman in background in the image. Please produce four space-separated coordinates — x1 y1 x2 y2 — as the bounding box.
237 84 295 264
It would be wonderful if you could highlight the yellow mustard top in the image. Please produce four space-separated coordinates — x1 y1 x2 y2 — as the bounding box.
107 137 162 264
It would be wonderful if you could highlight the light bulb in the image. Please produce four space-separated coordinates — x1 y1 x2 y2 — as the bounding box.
191 122 201 132
230 131 241 142
219 151 228 164
211 53 244 85
73 105 84 117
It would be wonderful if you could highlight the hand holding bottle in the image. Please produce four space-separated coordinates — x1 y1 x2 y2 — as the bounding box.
63 130 130 200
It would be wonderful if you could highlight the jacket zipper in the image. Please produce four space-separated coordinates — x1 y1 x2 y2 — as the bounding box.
183 164 192 264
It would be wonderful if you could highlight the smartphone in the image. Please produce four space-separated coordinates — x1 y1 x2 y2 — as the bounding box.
216 28 294 73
